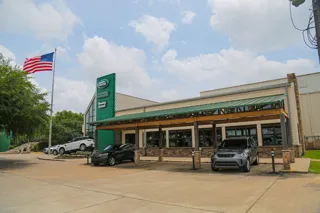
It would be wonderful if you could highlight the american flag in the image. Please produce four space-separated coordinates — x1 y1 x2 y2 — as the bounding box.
23 52 54 74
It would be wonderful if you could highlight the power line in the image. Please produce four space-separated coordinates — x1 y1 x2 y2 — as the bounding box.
289 1 308 31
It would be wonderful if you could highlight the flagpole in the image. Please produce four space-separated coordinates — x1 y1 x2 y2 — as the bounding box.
48 48 57 155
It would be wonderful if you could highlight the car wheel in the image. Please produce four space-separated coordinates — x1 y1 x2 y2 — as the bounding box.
253 155 259 165
108 156 116 166
80 144 86 151
53 150 58 155
243 158 251 172
211 166 219 171
59 148 65 155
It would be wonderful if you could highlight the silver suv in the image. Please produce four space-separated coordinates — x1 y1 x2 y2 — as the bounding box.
211 137 259 172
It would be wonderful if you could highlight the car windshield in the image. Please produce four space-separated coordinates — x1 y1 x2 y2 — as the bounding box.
220 139 247 149
103 145 113 151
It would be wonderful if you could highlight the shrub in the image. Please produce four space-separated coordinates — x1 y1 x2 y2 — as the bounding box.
31 144 38 152
10 145 15 149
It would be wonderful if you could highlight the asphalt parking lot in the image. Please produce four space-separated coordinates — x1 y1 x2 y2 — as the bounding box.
0 154 319 213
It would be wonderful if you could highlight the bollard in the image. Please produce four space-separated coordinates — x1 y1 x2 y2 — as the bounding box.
271 151 275 173
192 151 195 170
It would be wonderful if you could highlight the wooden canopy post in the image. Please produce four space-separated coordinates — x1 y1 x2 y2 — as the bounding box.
194 121 199 151
193 121 201 169
281 114 288 149
134 126 140 165
158 125 163 162
212 122 217 148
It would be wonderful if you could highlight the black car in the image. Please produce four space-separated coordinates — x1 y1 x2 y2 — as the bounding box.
91 144 135 166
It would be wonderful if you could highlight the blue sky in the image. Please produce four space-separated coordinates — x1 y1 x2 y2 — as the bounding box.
0 0 319 112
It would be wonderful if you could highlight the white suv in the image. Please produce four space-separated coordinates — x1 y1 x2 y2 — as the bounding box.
56 136 95 155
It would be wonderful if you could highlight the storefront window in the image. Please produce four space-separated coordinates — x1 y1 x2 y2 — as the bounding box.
125 134 135 144
169 130 192 147
226 126 257 141
146 131 166 147
199 128 222 147
262 124 282 146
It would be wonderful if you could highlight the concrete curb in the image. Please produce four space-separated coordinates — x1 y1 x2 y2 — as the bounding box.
280 170 308 174
37 157 66 162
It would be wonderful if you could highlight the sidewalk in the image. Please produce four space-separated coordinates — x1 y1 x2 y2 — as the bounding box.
38 155 65 162
140 156 310 173
282 158 310 173
140 156 283 164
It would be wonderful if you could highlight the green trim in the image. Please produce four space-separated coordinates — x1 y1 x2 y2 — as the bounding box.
91 94 284 126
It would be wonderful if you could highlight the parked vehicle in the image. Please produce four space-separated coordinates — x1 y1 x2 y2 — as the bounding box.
91 144 135 166
211 137 259 172
43 145 58 155
56 136 95 155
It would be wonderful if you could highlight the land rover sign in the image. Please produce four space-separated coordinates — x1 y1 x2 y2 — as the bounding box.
96 73 116 151
97 79 109 89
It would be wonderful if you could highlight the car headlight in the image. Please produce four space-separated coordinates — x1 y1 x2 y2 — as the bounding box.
241 152 247 158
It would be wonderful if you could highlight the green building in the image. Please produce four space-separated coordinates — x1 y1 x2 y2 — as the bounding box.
0 130 10 152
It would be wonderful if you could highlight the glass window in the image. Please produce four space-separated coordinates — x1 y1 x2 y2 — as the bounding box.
221 139 248 149
169 130 192 147
199 128 222 147
226 129 236 137
125 134 135 144
262 124 282 146
226 126 257 141
146 131 166 147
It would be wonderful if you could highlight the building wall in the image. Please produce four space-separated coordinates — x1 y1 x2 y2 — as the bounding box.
116 87 285 116
297 72 320 94
300 92 320 136
116 93 157 111
200 79 286 97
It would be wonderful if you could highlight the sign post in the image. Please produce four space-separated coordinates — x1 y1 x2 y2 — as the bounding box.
95 74 116 151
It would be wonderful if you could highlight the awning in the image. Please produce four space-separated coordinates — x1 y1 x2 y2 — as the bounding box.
91 94 285 128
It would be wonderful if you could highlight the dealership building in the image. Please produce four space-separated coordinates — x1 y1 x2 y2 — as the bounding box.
84 72 320 166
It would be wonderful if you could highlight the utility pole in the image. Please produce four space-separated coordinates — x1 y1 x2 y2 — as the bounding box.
312 0 320 63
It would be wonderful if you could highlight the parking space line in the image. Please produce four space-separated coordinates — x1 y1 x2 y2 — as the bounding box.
62 196 124 213
245 175 280 213
1 171 225 213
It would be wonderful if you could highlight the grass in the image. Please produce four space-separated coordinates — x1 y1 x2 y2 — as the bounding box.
309 161 320 174
302 150 320 159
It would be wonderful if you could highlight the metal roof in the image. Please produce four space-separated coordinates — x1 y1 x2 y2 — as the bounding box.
91 94 284 126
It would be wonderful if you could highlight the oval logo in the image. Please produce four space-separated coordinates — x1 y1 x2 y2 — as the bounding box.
97 79 109 89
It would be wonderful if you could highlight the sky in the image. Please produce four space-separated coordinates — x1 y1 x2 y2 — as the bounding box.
0 0 319 113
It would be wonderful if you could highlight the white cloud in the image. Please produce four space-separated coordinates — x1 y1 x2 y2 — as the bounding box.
77 36 157 96
54 77 94 112
0 45 16 62
0 0 80 41
181 10 196 24
135 0 180 5
160 89 180 101
208 0 311 51
129 15 175 51
162 48 318 89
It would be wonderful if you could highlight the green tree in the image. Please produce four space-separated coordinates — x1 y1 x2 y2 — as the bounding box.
51 110 84 144
0 54 50 144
